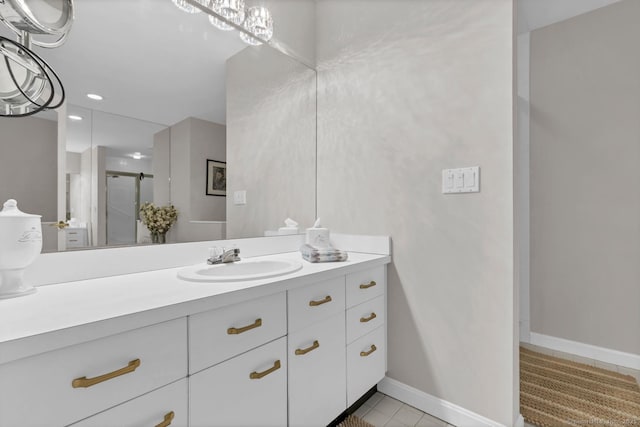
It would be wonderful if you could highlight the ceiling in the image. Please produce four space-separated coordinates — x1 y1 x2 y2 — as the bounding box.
2 0 248 127
518 0 624 33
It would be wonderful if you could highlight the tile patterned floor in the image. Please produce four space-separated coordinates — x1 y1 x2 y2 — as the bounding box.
354 392 455 427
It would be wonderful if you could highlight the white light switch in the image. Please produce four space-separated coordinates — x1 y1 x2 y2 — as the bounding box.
442 170 454 191
442 166 480 194
233 190 247 205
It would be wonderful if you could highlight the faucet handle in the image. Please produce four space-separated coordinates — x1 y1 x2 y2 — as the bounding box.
209 247 223 258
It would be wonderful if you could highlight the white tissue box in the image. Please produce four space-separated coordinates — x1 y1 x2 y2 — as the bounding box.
306 228 330 249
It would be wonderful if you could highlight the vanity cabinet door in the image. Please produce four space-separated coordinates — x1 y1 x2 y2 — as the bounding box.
346 326 386 407
69 379 187 427
190 337 287 427
288 312 347 427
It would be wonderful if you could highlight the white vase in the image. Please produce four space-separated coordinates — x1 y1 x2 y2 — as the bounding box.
0 199 42 299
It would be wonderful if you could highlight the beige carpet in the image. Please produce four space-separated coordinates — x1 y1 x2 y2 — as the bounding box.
520 346 640 427
338 415 374 427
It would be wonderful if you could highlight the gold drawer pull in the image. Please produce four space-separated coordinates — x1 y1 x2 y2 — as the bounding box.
359 281 377 289
295 340 320 356
360 312 377 323
228 318 262 335
309 295 332 307
72 359 141 388
155 411 175 427
250 360 281 379
360 345 377 357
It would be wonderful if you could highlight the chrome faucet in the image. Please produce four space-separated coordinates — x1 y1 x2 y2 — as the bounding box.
207 247 241 264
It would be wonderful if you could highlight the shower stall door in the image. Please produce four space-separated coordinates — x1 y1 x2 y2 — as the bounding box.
106 172 154 246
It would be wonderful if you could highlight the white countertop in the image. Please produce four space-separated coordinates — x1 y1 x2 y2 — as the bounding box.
0 251 390 364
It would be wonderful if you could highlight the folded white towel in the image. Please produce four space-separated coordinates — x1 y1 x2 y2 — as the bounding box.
300 244 348 263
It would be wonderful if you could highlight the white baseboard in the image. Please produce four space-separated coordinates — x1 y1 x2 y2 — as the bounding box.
378 377 512 427
529 332 640 370
515 414 525 427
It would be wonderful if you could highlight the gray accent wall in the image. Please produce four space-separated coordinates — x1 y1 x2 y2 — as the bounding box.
0 116 57 221
530 0 640 355
316 1 516 425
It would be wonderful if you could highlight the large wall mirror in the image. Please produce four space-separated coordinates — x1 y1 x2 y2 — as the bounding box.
0 0 317 252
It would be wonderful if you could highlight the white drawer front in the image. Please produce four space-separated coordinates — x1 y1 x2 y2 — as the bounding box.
288 312 346 427
346 295 385 344
190 337 287 427
0 318 187 427
70 379 188 427
189 292 286 374
346 266 385 308
288 276 345 333
347 326 386 407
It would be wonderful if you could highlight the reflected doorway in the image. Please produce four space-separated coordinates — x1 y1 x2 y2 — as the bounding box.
106 172 154 246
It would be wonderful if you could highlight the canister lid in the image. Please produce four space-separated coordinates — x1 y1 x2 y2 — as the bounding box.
0 199 41 218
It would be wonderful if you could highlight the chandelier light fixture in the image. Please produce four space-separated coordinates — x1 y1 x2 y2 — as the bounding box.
240 6 273 46
209 0 245 31
171 0 207 14
0 0 73 117
173 0 274 46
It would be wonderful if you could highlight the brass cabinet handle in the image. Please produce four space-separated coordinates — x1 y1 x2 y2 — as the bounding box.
359 281 377 289
309 295 332 307
50 221 69 230
295 340 320 356
360 312 377 323
72 359 141 388
360 345 377 357
228 318 262 335
250 360 281 379
155 411 175 427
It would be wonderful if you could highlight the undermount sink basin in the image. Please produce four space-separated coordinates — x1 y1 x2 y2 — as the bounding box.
177 258 303 282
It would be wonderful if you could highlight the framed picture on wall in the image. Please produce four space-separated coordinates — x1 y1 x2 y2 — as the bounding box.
206 159 226 196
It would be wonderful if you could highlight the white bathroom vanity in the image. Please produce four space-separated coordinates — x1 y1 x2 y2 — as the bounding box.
0 234 390 427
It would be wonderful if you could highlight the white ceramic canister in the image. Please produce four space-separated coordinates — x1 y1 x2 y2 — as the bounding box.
0 199 42 298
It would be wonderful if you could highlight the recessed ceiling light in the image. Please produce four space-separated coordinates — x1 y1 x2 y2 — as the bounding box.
68 115 83 121
132 152 143 160
87 93 103 101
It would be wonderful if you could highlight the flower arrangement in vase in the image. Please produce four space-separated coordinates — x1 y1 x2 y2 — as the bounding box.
139 202 178 243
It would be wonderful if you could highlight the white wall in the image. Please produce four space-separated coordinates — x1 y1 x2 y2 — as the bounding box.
226 45 316 238
153 128 171 206
530 0 640 355
316 1 516 425
170 117 226 243
0 116 57 221
516 32 531 343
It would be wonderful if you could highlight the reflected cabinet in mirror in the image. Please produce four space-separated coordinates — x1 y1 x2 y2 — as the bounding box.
0 0 316 252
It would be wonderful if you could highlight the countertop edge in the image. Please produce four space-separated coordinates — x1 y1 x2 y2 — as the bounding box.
0 253 391 365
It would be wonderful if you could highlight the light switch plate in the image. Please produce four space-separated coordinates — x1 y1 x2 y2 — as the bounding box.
233 190 247 205
442 166 480 194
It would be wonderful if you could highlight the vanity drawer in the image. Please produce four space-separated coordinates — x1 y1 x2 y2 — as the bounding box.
0 318 187 427
346 266 385 308
346 294 385 344
346 326 386 407
190 336 287 427
189 291 286 374
288 276 345 333
70 379 188 427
